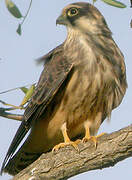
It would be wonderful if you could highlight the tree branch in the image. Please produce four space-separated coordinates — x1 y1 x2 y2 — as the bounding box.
11 124 132 180
0 107 23 121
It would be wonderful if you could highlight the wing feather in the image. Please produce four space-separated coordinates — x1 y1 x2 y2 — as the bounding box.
1 45 73 174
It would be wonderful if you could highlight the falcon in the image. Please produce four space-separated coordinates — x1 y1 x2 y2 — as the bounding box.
1 2 127 176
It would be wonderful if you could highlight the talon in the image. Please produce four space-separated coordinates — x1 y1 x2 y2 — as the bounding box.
96 132 106 138
71 139 81 151
52 142 67 152
52 139 80 152
82 133 106 147
83 121 106 148
52 123 81 152
82 136 97 147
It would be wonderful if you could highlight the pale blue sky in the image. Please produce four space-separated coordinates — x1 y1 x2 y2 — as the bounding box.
0 0 131 180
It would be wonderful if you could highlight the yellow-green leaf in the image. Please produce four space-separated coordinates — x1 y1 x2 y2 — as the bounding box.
16 24 22 35
20 87 29 94
93 0 97 3
101 0 126 8
20 85 35 106
5 0 23 18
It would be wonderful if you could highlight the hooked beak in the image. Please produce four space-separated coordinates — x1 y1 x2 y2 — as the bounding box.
56 15 68 25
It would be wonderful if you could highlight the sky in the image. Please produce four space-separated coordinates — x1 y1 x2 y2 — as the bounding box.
0 0 131 180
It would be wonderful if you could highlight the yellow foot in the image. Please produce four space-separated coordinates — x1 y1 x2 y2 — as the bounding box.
82 133 105 147
52 139 81 152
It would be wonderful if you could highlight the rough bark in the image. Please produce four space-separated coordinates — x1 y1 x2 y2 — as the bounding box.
11 124 132 180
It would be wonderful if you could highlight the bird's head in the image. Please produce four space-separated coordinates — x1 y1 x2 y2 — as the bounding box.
56 2 111 35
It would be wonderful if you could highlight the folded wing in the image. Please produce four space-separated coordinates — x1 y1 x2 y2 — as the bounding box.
1 44 73 174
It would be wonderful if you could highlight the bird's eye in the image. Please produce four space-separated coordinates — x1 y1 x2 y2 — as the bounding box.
67 8 78 17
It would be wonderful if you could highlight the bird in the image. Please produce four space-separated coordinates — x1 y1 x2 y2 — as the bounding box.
1 2 127 176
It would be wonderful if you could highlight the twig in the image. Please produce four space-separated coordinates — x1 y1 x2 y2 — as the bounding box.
0 83 35 94
0 108 23 121
20 0 32 27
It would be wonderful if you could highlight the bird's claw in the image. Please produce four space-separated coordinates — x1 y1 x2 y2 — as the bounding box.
52 139 81 152
82 133 106 148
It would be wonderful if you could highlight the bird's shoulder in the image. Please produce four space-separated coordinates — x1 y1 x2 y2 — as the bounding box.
36 44 64 66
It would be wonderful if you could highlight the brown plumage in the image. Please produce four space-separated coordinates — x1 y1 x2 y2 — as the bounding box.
1 2 127 176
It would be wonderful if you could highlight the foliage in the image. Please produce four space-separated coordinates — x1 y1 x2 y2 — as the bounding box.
100 0 126 8
3 0 127 35
0 84 36 111
5 0 32 35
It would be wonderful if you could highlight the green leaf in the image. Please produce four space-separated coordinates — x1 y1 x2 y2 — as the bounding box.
16 24 22 35
5 0 23 18
20 85 35 106
93 0 97 3
101 0 126 8
20 87 29 94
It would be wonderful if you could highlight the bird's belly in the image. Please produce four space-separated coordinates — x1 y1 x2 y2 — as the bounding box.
28 67 108 153
46 69 95 140
28 70 92 152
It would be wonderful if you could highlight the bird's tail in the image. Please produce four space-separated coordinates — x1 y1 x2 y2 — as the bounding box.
3 148 41 176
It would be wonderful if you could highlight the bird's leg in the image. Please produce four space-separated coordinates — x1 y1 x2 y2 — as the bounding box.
82 121 105 147
52 123 80 152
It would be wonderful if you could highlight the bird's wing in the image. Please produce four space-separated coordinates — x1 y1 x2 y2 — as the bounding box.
1 44 73 174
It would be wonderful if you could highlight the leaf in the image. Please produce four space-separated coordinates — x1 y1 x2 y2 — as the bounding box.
93 0 97 3
20 85 35 106
101 0 126 8
16 24 22 35
20 87 29 94
5 0 23 18
0 83 36 94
